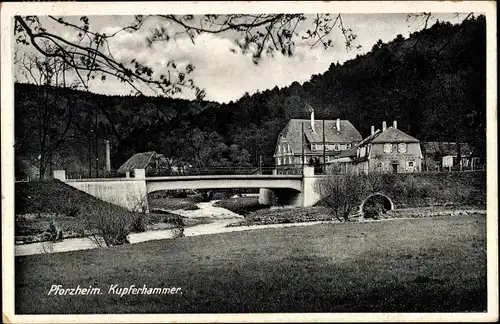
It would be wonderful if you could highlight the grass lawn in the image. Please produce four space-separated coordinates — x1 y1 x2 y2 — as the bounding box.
15 214 486 313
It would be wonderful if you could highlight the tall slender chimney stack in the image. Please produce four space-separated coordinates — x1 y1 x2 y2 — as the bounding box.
393 120 397 129
371 125 375 135
105 140 111 171
382 121 387 132
336 118 341 131
310 110 315 133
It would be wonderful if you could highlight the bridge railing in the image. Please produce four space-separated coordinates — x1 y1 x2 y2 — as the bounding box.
275 166 304 175
145 166 281 177
65 170 130 180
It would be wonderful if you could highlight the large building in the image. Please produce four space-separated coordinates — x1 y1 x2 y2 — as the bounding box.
331 121 423 174
273 106 362 168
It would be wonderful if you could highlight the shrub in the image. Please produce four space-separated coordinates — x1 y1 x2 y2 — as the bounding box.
131 213 148 233
164 214 185 238
316 172 366 221
82 204 134 247
46 220 63 242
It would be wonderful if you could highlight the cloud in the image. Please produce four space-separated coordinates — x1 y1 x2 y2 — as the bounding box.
21 13 471 103
91 26 346 102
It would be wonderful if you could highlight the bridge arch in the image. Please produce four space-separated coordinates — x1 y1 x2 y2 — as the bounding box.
359 192 394 217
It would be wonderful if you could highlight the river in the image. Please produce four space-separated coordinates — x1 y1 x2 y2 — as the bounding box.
15 199 323 257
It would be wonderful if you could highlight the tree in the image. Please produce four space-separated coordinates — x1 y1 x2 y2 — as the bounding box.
315 171 366 222
14 14 360 98
15 44 79 179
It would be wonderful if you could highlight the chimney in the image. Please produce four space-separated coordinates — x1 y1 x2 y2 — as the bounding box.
393 120 398 129
371 125 375 135
310 109 315 133
336 118 341 131
382 121 387 132
105 140 111 171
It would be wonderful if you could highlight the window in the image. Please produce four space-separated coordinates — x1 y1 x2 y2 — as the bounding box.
346 143 352 149
377 162 383 168
384 143 393 153
326 156 336 163
398 143 407 153
278 145 281 153
311 143 317 151
407 161 415 168
288 144 292 153
334 144 340 151
277 158 281 165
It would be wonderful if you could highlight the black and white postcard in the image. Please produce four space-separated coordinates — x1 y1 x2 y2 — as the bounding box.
1 1 498 323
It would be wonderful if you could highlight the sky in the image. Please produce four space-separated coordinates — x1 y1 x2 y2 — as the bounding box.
14 12 471 103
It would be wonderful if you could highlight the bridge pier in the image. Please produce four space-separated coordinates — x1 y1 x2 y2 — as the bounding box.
258 167 322 208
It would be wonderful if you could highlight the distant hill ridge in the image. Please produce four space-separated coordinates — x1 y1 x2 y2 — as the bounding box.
14 15 486 177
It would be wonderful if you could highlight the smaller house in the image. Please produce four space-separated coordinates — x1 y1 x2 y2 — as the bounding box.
118 151 188 175
331 120 423 174
421 142 480 171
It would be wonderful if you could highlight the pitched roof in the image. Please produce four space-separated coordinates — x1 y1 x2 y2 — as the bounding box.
358 126 419 147
371 127 419 143
277 119 362 155
337 145 358 158
357 129 382 147
118 151 168 173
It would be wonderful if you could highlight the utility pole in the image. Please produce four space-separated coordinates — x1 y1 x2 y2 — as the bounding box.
95 104 99 178
301 122 305 169
322 119 326 173
259 155 263 174
88 128 92 178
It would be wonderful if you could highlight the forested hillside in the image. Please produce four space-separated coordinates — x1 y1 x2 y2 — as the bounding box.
14 15 486 179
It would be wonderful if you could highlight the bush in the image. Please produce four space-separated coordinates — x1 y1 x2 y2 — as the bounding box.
164 214 185 238
315 172 366 221
131 213 148 233
82 204 134 247
46 220 63 242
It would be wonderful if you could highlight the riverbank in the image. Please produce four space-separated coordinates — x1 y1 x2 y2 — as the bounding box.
227 204 487 227
15 197 247 256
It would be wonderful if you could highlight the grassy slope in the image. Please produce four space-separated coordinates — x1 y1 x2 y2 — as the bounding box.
15 180 184 241
376 171 486 207
15 180 126 215
15 214 486 313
